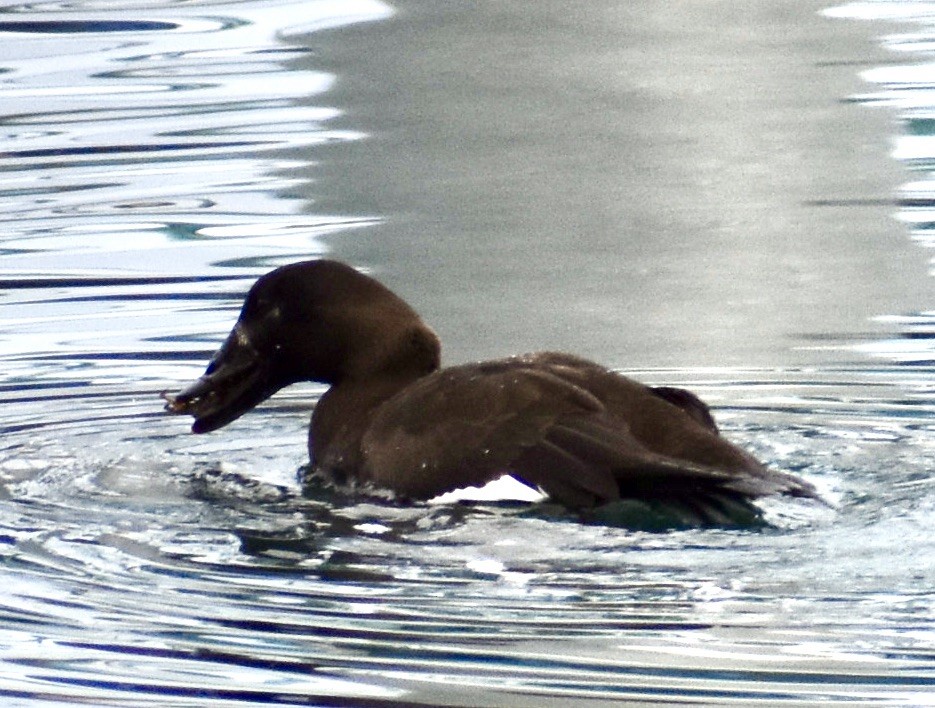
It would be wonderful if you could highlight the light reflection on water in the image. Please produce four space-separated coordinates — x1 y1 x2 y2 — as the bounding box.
0 0 933 706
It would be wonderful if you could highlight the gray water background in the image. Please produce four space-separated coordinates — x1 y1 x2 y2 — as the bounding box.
0 0 932 705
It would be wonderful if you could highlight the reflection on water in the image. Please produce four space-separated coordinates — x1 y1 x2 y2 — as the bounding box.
828 2 935 372
0 0 383 357
0 0 933 706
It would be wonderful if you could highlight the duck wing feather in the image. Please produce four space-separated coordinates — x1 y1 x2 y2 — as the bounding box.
361 358 609 499
361 353 818 510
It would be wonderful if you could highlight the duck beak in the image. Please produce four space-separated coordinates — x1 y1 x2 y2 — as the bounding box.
162 323 275 434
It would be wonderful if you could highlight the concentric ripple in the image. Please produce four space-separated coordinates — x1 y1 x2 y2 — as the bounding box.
0 364 931 706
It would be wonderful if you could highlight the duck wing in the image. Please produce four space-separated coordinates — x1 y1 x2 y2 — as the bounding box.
361 353 818 512
650 386 719 432
515 413 817 512
361 358 614 500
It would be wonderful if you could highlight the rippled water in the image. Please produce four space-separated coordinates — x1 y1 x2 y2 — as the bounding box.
0 1 934 706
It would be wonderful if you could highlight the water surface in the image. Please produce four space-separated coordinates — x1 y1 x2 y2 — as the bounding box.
0 0 933 706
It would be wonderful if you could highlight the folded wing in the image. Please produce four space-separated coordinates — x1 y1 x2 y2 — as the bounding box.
361 353 818 516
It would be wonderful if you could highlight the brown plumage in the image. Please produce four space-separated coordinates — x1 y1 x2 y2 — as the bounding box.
164 259 820 526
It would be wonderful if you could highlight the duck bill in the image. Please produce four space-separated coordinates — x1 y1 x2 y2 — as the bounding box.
163 324 275 434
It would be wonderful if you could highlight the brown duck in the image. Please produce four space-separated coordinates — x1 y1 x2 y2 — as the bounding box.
164 259 820 526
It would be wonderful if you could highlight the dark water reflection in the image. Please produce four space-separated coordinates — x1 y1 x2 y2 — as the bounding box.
0 0 934 706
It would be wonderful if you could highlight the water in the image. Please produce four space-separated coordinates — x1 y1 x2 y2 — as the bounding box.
0 0 933 705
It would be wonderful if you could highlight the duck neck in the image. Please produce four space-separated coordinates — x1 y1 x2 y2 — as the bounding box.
308 373 423 485
307 321 441 485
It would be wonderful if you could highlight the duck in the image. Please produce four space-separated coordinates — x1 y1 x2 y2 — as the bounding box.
163 259 821 527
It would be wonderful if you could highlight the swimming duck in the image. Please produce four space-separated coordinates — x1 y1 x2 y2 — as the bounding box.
164 259 820 525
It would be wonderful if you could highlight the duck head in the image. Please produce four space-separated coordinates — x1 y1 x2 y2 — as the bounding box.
164 260 441 433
